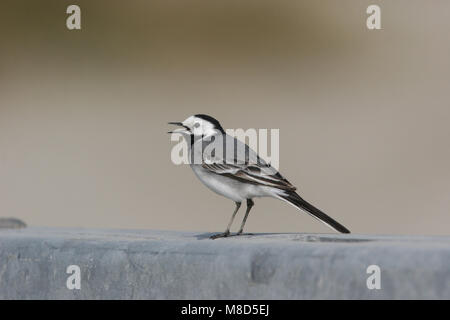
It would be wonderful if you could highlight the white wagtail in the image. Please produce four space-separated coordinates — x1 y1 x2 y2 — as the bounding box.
169 114 350 239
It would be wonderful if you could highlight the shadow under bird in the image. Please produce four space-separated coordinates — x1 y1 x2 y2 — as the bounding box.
168 114 350 239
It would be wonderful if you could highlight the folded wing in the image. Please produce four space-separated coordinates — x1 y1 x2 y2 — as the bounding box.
201 162 296 191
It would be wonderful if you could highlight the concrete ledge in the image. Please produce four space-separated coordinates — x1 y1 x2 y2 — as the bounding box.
0 227 449 299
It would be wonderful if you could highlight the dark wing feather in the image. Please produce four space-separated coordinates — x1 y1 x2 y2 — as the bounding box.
198 133 296 191
201 162 296 191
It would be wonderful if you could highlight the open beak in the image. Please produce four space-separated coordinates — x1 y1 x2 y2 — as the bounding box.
168 122 183 127
168 122 190 134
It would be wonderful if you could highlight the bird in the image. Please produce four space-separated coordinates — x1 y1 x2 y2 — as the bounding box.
168 114 350 239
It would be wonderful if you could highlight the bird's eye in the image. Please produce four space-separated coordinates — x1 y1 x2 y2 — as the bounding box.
194 122 200 128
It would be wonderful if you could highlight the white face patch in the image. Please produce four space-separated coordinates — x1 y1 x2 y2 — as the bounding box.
183 116 217 137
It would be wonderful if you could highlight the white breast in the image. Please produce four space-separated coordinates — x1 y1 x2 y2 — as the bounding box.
190 164 272 203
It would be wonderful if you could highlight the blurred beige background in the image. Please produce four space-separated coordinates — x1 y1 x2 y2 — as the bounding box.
1 1 449 235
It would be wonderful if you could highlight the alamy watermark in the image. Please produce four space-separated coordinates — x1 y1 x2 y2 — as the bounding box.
66 265 81 290
366 264 381 290
170 128 280 170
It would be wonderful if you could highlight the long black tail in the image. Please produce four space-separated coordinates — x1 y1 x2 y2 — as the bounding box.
279 192 350 234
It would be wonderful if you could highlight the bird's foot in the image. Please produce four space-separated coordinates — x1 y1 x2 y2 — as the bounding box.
210 231 230 239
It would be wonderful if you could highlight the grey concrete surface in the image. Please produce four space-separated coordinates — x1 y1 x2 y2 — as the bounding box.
0 227 449 299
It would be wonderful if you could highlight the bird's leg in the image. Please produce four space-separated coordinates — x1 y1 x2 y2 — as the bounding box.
225 202 241 232
210 202 241 239
237 199 254 235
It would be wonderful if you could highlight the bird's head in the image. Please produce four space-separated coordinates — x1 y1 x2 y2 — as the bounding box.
168 114 225 138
